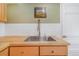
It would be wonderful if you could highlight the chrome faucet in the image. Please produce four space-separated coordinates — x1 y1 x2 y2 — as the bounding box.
37 19 41 39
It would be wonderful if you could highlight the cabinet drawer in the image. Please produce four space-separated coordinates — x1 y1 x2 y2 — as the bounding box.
40 46 67 56
10 47 39 56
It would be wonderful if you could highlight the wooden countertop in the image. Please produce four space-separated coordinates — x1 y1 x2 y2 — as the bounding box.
0 36 70 52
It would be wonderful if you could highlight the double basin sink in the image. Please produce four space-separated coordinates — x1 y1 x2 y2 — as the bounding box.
24 36 56 41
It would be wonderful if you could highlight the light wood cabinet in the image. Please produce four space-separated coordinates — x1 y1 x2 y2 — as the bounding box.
0 48 8 56
10 47 39 56
40 46 68 56
9 45 68 56
0 46 68 56
0 3 7 22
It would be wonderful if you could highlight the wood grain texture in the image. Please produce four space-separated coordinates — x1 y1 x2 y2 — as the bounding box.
10 47 39 56
0 36 69 56
0 4 7 22
40 46 68 56
0 36 70 46
0 48 8 56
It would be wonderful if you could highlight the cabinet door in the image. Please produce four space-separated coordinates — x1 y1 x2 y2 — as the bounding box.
10 47 39 56
0 48 8 56
40 46 68 56
0 3 7 22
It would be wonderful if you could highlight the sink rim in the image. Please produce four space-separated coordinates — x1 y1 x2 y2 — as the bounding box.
24 36 56 41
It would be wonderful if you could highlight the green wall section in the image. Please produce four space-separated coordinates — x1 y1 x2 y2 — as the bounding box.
7 3 60 23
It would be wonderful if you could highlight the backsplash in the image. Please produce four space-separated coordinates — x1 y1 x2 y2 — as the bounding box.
4 23 61 36
0 23 5 36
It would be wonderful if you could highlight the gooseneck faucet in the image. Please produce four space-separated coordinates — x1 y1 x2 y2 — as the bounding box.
37 19 41 39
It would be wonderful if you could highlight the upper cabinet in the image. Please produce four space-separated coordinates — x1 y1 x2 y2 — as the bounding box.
0 4 7 22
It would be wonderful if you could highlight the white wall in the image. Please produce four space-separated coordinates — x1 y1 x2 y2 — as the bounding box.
60 3 79 56
61 3 79 37
5 23 61 36
0 23 5 36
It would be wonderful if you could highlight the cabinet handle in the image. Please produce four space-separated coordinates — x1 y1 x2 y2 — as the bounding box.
51 50 54 53
21 51 24 54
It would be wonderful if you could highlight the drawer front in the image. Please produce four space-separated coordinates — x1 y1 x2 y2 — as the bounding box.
10 47 39 56
40 46 67 56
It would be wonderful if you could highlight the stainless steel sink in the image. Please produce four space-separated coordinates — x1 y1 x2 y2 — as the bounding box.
24 36 56 41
